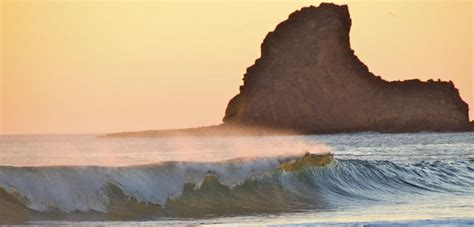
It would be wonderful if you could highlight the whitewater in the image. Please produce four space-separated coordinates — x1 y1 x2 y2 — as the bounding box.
0 132 473 225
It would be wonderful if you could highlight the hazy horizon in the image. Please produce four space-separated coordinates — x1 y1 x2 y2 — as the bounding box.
1 0 473 135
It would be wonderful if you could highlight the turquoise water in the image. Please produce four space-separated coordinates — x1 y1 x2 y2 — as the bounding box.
0 132 473 225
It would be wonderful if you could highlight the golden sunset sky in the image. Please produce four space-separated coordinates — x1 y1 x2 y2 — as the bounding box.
1 0 473 134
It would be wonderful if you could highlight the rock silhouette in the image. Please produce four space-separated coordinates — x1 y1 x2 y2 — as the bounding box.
223 3 470 133
106 3 471 137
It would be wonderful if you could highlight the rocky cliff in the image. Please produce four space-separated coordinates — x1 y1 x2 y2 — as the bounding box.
223 3 470 133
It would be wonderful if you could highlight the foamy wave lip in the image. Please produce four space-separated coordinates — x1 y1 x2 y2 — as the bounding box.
0 150 331 213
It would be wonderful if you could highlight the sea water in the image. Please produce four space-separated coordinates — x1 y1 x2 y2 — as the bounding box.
0 132 472 225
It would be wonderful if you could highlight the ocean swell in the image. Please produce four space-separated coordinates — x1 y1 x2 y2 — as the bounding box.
0 154 472 222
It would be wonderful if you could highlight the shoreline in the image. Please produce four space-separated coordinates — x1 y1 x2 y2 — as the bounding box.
103 122 474 138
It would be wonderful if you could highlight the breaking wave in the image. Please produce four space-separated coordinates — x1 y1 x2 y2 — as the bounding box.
0 153 473 222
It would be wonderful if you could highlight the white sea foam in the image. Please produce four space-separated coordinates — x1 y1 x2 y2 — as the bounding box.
0 152 318 212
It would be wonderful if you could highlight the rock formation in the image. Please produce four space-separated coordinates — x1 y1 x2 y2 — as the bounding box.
106 3 471 138
223 3 470 133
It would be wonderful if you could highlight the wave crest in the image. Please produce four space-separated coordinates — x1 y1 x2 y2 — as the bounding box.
0 154 473 222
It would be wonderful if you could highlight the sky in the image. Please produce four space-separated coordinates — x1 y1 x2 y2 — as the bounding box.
1 0 473 135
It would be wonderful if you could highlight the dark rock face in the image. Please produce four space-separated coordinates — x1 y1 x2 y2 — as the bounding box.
223 3 470 133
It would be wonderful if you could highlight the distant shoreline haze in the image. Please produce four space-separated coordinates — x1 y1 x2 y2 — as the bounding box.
1 1 473 134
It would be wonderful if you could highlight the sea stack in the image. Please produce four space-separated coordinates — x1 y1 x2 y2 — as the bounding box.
223 3 470 133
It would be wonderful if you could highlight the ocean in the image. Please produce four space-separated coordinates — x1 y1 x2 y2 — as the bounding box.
0 132 473 225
